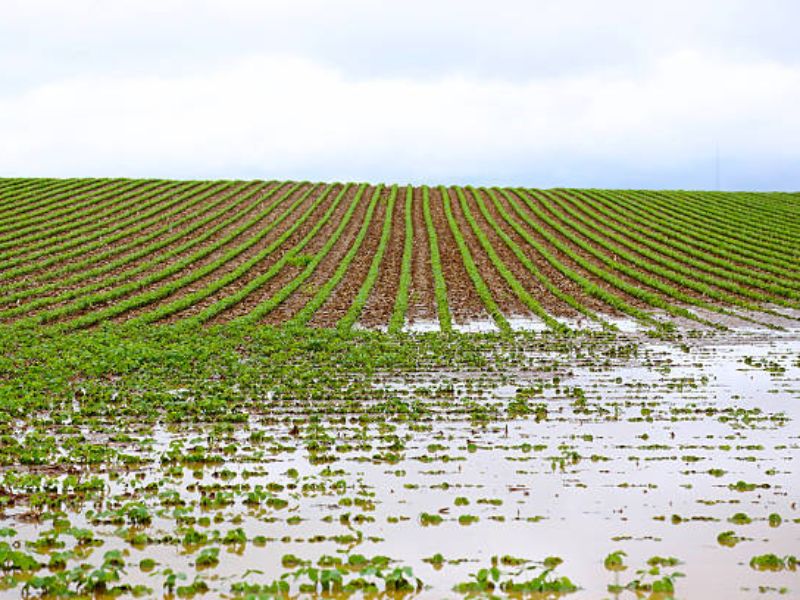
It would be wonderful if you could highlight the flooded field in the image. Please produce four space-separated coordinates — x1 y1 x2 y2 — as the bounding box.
0 326 798 598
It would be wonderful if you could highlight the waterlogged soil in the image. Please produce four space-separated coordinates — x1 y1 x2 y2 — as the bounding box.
491 190 653 314
0 330 798 598
405 186 436 324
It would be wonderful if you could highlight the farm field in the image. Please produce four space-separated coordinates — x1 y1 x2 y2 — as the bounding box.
0 178 799 332
0 178 798 598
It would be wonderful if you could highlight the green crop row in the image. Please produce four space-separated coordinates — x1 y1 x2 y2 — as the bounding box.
422 186 452 333
388 186 415 334
0 180 179 264
666 190 799 245
0 177 46 203
644 190 800 272
456 187 565 333
0 179 152 247
535 190 796 318
0 179 106 222
0 178 112 227
622 189 800 271
190 184 354 325
486 188 659 329
30 182 303 328
131 183 338 325
290 185 384 327
58 183 315 330
571 190 800 297
238 184 368 325
507 189 713 328
1 178 795 332
441 187 510 334
521 189 761 328
0 181 219 286
0 182 270 320
338 185 398 332
472 188 609 330
0 181 262 302
605 190 799 277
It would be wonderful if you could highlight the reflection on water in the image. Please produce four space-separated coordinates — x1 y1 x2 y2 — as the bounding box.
1 332 798 598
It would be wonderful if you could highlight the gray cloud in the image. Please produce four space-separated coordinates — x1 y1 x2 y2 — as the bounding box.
1 0 798 189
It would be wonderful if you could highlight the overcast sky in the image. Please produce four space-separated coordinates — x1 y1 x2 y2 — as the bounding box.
1 0 798 189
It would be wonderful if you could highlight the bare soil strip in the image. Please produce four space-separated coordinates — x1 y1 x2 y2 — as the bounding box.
310 187 391 328
2 179 795 331
428 186 487 322
359 186 406 328
406 186 436 323
115 183 321 323
161 184 342 324
257 186 374 325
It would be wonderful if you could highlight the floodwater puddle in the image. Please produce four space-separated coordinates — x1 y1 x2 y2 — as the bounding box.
0 332 798 598
404 320 440 333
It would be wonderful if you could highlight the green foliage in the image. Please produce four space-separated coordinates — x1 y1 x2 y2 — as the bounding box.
389 185 415 333
422 185 452 333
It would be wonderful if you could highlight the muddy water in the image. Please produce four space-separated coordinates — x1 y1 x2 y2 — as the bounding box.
1 333 798 598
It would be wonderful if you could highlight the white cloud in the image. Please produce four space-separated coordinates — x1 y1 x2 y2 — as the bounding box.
2 50 798 188
1 1 799 188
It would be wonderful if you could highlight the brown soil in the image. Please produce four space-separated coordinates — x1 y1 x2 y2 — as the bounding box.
446 187 530 317
257 185 374 325
406 186 436 323
162 184 345 324
115 183 322 323
428 186 486 322
309 187 391 328
359 185 408 328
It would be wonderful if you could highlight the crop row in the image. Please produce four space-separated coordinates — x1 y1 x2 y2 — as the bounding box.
52 182 311 330
0 179 154 248
0 179 111 225
572 190 800 294
528 190 790 325
131 183 338 326
1 178 796 333
0 182 268 318
593 189 799 279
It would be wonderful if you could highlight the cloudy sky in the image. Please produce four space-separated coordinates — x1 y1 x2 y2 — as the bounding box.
1 0 798 189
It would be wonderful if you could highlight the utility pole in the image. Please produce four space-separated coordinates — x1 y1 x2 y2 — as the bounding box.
715 143 720 191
